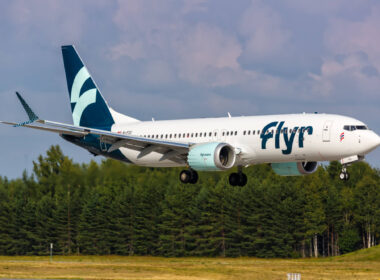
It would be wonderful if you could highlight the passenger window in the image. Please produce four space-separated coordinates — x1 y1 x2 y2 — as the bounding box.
243 130 246 135
209 132 212 137
226 131 229 136
195 133 198 137
235 131 237 135
252 130 255 135
248 130 251 135
258 130 260 135
187 133 189 138
191 133 194 137
222 132 225 136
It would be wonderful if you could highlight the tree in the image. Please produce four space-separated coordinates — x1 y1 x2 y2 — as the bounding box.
354 175 380 248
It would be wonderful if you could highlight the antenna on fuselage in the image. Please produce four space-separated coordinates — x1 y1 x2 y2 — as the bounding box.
228 112 231 118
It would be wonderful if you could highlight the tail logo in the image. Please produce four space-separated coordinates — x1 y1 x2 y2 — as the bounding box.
70 66 97 126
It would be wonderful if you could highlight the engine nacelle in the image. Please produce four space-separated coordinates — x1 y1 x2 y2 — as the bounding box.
187 142 236 171
271 162 318 176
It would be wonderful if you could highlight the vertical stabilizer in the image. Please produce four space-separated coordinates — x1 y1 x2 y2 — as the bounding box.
61 45 114 130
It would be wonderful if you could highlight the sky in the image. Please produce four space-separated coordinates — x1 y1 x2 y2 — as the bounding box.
1 0 380 178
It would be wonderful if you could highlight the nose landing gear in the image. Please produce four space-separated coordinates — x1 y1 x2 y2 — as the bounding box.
339 166 350 181
180 169 198 184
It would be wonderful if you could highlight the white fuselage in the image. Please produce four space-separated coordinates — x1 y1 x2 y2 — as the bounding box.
111 113 380 167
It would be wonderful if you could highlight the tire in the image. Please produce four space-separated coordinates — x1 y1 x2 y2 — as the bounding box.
238 173 248 186
229 173 239 186
180 170 191 184
189 170 199 184
339 172 346 180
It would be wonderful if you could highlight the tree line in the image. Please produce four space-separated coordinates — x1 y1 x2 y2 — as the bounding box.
0 145 379 258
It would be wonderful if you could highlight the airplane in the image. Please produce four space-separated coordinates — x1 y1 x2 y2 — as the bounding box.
2 45 380 186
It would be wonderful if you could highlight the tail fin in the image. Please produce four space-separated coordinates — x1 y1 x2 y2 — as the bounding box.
61 45 114 130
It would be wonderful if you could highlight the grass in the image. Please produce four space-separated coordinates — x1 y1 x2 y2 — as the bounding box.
0 247 380 280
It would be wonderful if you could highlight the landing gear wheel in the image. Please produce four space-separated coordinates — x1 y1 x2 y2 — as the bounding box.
229 172 248 187
180 170 191 184
339 172 350 181
339 166 350 181
179 169 198 184
189 170 198 184
229 173 240 186
238 173 247 186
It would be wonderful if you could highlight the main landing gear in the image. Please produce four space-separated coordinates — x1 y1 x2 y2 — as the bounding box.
229 166 248 187
339 166 350 181
180 169 198 184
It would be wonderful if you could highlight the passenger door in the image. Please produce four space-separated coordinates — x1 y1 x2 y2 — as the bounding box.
322 121 333 142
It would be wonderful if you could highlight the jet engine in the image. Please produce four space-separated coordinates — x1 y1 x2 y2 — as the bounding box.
187 142 236 171
271 161 318 176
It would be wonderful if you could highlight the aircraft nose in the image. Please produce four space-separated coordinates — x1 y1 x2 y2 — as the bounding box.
366 131 380 151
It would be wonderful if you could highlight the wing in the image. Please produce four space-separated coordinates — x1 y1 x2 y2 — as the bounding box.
1 92 190 164
1 118 190 163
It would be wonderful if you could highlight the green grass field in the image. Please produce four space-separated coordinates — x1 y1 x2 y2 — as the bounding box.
1 246 380 280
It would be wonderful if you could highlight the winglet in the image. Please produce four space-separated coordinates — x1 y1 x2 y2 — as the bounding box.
14 92 39 127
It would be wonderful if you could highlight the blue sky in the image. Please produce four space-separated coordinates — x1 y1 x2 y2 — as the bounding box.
1 0 380 178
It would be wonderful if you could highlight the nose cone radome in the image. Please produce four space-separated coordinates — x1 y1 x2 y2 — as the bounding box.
366 132 380 152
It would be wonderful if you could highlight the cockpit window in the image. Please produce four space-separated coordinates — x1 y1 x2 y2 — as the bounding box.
356 125 368 130
343 125 355 131
343 125 368 131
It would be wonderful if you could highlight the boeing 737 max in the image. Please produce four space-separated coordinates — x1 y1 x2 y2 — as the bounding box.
2 45 380 186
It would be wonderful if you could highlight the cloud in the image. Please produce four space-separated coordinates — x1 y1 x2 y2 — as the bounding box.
309 52 380 98
238 0 291 59
175 24 242 86
236 0 322 78
181 0 208 14
284 0 365 15
304 4 380 100
325 4 380 67
109 41 146 60
6 0 87 43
